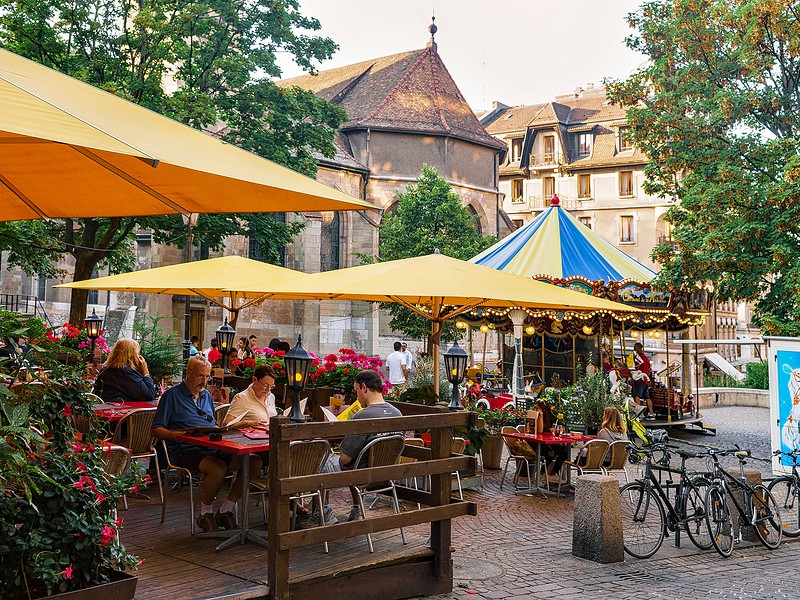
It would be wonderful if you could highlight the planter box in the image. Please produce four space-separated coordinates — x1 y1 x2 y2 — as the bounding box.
43 571 137 600
481 434 503 470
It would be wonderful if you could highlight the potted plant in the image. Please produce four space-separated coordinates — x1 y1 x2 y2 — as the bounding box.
0 316 145 599
396 354 440 405
44 322 110 365
476 406 525 469
571 367 624 433
308 348 389 401
131 315 182 388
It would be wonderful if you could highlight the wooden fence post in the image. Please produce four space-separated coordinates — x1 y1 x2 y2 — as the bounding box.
268 416 291 600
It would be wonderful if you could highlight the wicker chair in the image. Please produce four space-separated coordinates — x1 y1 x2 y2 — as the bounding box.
557 439 610 495
111 407 162 507
250 439 332 551
101 445 131 521
350 434 406 553
604 439 631 484
214 403 231 425
499 426 545 491
397 437 425 508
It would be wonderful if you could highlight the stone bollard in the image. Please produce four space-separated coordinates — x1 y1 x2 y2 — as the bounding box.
732 468 762 543
572 474 624 563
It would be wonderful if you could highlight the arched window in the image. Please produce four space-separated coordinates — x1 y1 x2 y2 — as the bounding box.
467 205 483 236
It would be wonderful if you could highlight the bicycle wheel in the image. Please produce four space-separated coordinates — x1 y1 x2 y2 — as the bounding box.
683 477 713 550
705 484 733 557
767 476 800 537
619 482 665 559
751 484 782 549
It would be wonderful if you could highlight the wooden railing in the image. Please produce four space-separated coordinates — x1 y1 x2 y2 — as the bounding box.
267 403 477 600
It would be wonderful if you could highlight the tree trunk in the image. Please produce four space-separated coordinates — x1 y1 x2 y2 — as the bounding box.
68 253 97 325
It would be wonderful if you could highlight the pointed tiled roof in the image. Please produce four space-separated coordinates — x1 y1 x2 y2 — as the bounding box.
279 48 504 150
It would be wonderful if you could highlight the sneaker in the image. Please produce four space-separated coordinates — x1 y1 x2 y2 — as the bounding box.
347 505 364 522
215 510 238 530
645 414 657 421
196 513 217 533
311 506 339 525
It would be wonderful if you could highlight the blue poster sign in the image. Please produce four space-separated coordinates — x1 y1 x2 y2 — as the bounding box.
777 349 800 460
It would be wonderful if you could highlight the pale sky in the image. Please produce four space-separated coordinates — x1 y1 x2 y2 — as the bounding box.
277 0 648 112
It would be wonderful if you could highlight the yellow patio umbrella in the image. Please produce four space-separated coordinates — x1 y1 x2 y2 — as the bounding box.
0 48 373 220
55 255 305 329
231 253 641 396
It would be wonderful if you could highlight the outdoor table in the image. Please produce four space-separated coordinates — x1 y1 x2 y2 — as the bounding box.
92 401 157 423
174 429 269 551
501 431 596 497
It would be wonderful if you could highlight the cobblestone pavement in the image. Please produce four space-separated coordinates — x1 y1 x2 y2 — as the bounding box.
423 406 797 600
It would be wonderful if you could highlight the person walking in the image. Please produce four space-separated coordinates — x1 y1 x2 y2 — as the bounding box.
386 341 408 392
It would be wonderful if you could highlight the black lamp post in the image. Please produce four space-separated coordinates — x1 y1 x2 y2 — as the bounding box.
215 317 236 373
83 308 103 359
444 339 468 411
284 335 313 423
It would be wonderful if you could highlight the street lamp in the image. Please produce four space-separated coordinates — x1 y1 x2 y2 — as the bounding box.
215 317 236 373
480 324 489 379
83 308 103 359
284 335 313 423
444 340 468 411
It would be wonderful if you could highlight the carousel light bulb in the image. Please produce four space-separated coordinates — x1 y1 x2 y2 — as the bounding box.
525 325 535 335
630 331 640 339
480 324 489 334
582 325 593 335
653 331 662 338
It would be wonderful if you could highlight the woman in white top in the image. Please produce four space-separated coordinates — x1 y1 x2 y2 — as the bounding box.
223 364 277 428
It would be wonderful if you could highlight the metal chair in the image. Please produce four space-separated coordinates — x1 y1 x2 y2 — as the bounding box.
159 439 203 535
451 437 467 500
397 437 425 508
350 434 406 553
557 439 610 495
603 439 631 484
250 439 332 551
111 407 163 506
499 426 545 490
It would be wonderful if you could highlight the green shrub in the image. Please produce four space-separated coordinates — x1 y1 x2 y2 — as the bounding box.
744 361 769 390
132 314 182 385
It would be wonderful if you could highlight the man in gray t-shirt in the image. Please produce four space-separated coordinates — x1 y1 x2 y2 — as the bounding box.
317 369 402 523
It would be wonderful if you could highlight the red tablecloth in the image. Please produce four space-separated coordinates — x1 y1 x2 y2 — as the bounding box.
92 401 157 422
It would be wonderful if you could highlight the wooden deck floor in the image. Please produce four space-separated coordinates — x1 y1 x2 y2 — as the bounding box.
122 487 430 600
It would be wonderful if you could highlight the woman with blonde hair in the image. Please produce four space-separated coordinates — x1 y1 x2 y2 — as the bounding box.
598 406 627 442
92 338 157 403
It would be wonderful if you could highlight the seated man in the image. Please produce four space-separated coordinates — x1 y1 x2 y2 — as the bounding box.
223 364 277 427
317 369 402 523
151 355 262 532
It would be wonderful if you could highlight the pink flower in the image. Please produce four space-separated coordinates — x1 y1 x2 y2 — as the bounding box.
60 564 73 580
72 442 84 453
73 475 96 491
61 405 72 417
99 524 116 546
73 531 85 541
76 462 87 474
144 475 153 485
115 516 124 527
95 492 106 503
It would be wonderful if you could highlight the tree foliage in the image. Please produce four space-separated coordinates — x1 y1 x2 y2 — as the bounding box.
607 0 800 335
0 0 345 322
373 165 496 340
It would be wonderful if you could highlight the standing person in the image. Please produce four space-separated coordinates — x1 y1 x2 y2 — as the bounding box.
223 365 277 427
316 369 403 523
386 341 407 391
92 338 157 403
151 355 261 532
401 342 414 376
626 342 655 420
237 336 253 360
248 334 259 351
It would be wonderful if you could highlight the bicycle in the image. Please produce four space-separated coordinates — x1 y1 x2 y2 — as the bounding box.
619 443 713 559
767 448 800 537
704 447 782 557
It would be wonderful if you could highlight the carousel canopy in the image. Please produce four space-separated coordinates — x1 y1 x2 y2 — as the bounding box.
471 195 657 283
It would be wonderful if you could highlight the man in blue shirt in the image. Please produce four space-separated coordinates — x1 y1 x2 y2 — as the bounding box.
152 355 262 532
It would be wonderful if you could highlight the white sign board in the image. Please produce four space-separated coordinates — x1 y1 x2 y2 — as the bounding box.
766 336 800 475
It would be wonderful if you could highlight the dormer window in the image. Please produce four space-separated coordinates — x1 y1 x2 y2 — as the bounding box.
510 138 523 162
618 126 633 152
577 133 592 157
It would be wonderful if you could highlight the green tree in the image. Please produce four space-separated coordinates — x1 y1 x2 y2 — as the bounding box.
373 164 496 340
607 0 800 335
0 0 344 323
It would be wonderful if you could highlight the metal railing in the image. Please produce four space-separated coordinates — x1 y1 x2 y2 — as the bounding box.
0 294 52 324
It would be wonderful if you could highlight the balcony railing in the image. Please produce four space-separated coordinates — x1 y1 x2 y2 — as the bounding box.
0 294 52 324
529 153 560 168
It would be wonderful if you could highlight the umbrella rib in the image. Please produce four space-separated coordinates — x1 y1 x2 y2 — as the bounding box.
390 296 433 318
0 72 160 163
70 146 189 216
0 172 49 219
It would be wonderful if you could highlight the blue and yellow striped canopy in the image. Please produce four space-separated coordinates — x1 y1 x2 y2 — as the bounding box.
471 201 657 283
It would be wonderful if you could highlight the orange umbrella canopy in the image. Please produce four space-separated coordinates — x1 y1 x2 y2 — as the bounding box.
0 48 373 221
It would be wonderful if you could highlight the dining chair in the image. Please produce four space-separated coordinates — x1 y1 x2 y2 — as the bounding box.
499 426 544 491
397 437 425 508
451 437 467 500
350 434 406 553
474 417 486 472
100 445 131 523
159 440 203 535
111 407 163 507
250 439 332 551
214 403 231 425
603 439 631 484
557 439 610 495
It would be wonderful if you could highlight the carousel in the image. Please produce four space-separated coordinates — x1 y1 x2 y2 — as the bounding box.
465 196 709 420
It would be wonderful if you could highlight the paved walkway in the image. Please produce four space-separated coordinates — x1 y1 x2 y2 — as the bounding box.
427 406 795 600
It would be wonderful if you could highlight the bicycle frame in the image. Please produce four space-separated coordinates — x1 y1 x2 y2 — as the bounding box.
708 453 758 533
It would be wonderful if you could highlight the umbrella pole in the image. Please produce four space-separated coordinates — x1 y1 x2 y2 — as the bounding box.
182 215 199 372
431 320 442 398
